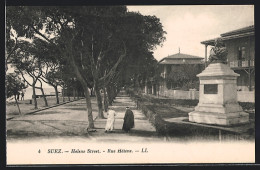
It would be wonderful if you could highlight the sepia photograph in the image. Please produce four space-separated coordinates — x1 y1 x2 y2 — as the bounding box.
5 3 255 165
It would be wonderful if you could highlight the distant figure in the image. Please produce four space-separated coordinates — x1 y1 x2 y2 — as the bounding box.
17 92 20 101
105 109 117 132
122 107 135 133
21 92 24 101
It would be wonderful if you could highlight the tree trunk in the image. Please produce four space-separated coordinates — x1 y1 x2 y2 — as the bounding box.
90 88 95 96
94 83 105 119
103 86 109 112
32 83 38 109
112 86 116 100
68 92 70 101
73 88 76 100
65 47 96 129
38 79 48 106
83 86 94 129
106 85 113 105
15 97 22 115
54 86 59 104
62 88 65 102
40 88 48 107
77 89 79 99
67 51 95 129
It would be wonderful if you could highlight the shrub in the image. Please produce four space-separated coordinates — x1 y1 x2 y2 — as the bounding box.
238 102 255 111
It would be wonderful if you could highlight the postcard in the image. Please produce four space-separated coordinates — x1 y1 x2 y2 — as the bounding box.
6 4 255 165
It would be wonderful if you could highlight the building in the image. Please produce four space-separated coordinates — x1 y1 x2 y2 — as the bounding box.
158 51 204 96
201 25 255 91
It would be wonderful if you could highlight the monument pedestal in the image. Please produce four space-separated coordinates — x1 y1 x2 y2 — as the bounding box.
188 63 249 126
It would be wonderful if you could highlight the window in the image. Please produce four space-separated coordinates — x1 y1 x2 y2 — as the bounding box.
238 47 246 60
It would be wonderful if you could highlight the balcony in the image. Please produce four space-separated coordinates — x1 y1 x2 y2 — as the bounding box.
229 60 254 69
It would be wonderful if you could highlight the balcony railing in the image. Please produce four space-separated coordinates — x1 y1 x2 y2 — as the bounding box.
229 60 254 68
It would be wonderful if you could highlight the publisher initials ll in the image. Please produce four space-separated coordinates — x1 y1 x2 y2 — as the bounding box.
141 148 148 153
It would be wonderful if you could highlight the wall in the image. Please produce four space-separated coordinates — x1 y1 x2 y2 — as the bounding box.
161 89 199 100
237 91 255 103
225 36 255 62
224 36 255 91
160 89 254 103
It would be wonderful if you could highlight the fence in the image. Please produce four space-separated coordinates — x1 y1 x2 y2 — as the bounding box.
159 89 254 103
161 89 199 100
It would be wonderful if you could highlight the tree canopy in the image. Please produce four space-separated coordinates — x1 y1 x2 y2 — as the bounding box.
6 5 166 128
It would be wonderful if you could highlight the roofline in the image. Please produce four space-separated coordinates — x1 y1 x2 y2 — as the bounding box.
158 58 204 64
159 53 204 62
159 62 204 65
163 57 204 59
158 57 166 63
201 25 255 46
201 38 218 46
221 25 254 37
201 31 254 46
221 31 254 41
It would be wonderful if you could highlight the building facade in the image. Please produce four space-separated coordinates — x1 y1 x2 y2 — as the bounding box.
201 25 255 91
158 52 204 96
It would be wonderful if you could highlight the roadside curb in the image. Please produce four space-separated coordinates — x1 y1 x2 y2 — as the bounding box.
6 98 85 121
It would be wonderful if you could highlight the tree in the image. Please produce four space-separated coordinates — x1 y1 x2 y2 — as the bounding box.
40 63 62 104
68 8 166 119
6 6 166 129
10 40 45 109
32 38 64 104
6 73 27 115
166 64 203 90
6 9 19 73
114 12 166 92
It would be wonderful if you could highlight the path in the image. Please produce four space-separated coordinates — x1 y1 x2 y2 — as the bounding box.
7 90 162 142
88 90 159 142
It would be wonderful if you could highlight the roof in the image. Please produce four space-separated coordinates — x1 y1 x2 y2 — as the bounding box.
161 53 203 60
159 59 204 65
201 38 218 46
159 53 204 65
221 25 254 37
201 25 255 46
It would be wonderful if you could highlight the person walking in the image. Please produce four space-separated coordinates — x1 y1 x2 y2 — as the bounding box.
105 109 117 133
122 107 135 133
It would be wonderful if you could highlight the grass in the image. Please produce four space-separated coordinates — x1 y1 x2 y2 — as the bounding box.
131 90 255 141
152 103 255 141
148 104 191 119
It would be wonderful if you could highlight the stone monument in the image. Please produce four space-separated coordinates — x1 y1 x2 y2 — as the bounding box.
188 38 249 126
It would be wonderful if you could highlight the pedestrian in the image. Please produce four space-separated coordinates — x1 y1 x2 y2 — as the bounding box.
21 92 25 101
105 109 117 133
122 106 135 133
17 92 20 101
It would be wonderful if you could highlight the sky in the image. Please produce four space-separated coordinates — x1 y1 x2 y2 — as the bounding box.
127 5 254 61
7 5 254 90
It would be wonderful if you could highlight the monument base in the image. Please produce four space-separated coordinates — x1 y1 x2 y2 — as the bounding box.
188 109 249 126
188 63 250 126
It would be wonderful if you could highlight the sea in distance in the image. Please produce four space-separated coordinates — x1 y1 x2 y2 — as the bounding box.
7 87 62 101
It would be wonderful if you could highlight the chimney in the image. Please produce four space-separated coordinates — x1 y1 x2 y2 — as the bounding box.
179 47 180 53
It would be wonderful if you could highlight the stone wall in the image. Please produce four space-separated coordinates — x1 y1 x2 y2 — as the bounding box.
237 91 255 103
